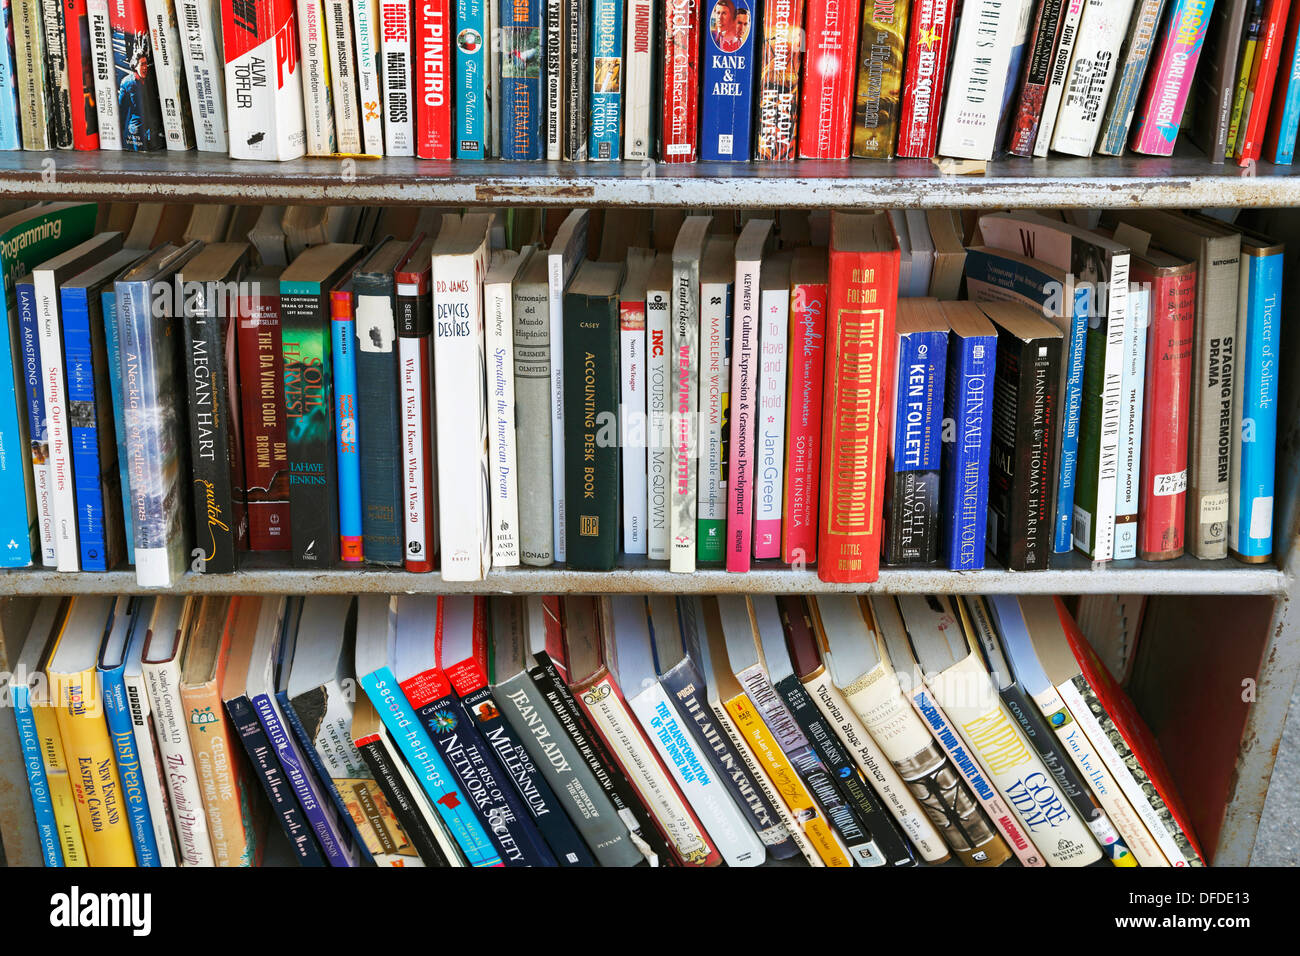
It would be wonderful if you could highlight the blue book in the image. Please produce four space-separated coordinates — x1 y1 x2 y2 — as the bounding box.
100 287 136 565
1230 234 1282 561
455 0 489 158
1269 21 1300 164
355 594 503 867
13 598 66 866
939 305 997 571
0 204 97 569
15 277 52 566
588 0 623 160
885 316 947 567
501 0 545 159
331 289 364 561
0 0 21 150
98 596 161 865
700 0 756 161
964 246 1089 554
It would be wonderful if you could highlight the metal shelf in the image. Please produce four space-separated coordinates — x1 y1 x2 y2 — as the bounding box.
4 147 1297 208
0 553 1284 596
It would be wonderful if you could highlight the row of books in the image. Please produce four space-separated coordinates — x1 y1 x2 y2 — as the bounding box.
6 0 1299 164
7 590 1205 867
0 200 1278 585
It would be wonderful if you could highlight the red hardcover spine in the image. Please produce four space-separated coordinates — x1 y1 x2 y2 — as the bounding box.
1007 0 1066 157
660 0 700 162
237 283 292 551
896 0 955 157
781 276 827 564
1238 0 1289 164
415 0 452 158
1136 263 1194 561
818 217 898 583
66 0 101 149
798 0 860 158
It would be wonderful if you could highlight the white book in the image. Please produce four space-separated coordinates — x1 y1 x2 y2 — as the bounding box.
123 637 180 867
484 248 526 567
753 255 789 560
379 0 414 155
1050 0 1138 156
614 596 765 866
325 0 362 153
622 0 653 160
938 0 1030 159
544 0 562 160
697 238 732 558
177 0 228 151
351 0 385 154
298 0 337 155
645 256 671 560
669 216 712 573
1033 0 1087 157
546 210 590 564
904 209 934 298
620 251 654 555
1113 284 1147 559
224 0 307 159
433 214 494 581
86 0 121 150
142 597 215 866
144 0 196 149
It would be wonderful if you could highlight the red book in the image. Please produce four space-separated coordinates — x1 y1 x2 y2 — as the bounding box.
1262 0 1300 161
439 595 490 694
395 238 437 572
1135 253 1195 561
661 0 700 162
798 0 860 158
1006 0 1067 157
66 0 100 149
415 0 452 158
1237 0 1290 165
1055 597 1206 865
236 272 291 551
896 0 955 157
818 212 898 583
781 247 827 565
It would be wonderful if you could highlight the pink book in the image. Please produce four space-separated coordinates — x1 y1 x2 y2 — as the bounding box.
781 248 828 565
1130 0 1216 156
725 221 773 573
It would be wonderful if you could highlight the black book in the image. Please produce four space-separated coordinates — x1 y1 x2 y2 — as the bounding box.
979 301 1063 571
178 243 252 574
352 716 453 867
563 0 588 159
351 238 411 565
563 260 624 570
39 0 73 148
279 243 366 568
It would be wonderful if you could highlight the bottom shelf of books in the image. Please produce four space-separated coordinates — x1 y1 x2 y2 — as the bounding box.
0 590 1275 868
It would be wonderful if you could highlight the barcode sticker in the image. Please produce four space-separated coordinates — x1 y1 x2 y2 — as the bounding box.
1073 505 1091 550
1153 470 1187 497
1250 497 1273 540
1201 492 1229 523
717 134 733 155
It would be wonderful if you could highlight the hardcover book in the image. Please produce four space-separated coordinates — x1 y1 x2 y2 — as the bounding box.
1113 282 1147 560
700 0 756 160
395 235 437 571
512 248 554 566
1191 0 1249 162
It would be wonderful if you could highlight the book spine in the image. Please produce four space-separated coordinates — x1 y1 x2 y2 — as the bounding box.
993 0 1036 151
325 0 362 151
620 293 647 554
512 279 554 566
1113 288 1147 559
587 0 622 159
938 0 1026 159
1095 0 1165 155
547 254 568 564
100 289 135 565
183 682 258 866
122 671 179 865
563 292 619 570
851 0 910 158
354 732 447 865
282 284 340 569
0 272 35 567
451 0 487 158
236 285 291 552
1129 0 1210 155
1236 0 1287 164
819 242 897 582
1054 285 1089 552
87 0 121 149
700 0 755 160
484 277 521 565
380 0 414 155
20 280 55 568
330 291 364 562
40 0 73 146
176 0 226 151
354 285 405 565
12 0 51 149
1051 0 1137 156
397 279 436 570
1229 246 1280 560
226 0 306 159
34 270 78 572
353 0 385 153
726 259 762 571
544 0 561 158
1138 270 1194 560
797 0 858 158
30 700 88 864
561 0 586 158
670 247 700 572
896 0 954 156
697 280 730 563
499 0 543 159
621 0 651 158
144 0 195 148
144 658 215 864
646 285 670 559
753 283 788 559
1032 0 1085 156
414 0 452 157
108 0 165 151
659 0 698 161
1264 2 1300 163
940 330 997 570
885 328 945 566
754 0 804 159
299 0 337 155
226 695 326 865
781 278 826 564
59 288 112 571
1008 0 1067 156
12 687 64 865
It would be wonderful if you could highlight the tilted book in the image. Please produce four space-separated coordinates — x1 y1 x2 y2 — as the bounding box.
484 248 526 566
1031 0 1086 156
14 599 71 866
40 0 75 147
1049 0 1138 156
1190 0 1248 163
1096 0 1166 155
1008 0 1069 156
145 0 196 149
177 0 228 151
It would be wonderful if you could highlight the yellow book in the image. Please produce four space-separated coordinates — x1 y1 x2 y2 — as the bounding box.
30 704 87 868
47 597 137 867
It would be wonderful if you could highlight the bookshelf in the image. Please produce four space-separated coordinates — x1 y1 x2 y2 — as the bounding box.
0 145 1296 868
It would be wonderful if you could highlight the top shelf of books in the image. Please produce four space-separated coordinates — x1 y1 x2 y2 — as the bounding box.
5 150 1300 209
